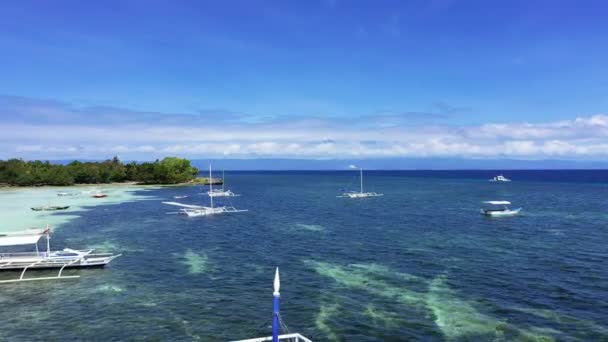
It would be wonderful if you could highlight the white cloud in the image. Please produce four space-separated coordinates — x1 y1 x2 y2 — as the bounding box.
2 96 608 160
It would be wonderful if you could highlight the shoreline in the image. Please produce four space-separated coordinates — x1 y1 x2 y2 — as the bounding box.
0 177 223 190
0 181 142 190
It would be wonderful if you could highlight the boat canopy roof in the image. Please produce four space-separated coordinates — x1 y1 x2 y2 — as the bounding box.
0 229 47 246
483 201 511 205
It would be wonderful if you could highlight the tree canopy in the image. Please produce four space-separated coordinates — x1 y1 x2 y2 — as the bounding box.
0 157 199 186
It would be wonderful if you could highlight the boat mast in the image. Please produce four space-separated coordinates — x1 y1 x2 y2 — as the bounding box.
209 165 213 209
46 224 50 255
360 167 363 193
272 267 281 342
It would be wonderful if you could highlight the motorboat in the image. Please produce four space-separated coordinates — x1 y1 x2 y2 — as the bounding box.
489 174 511 182
480 201 521 217
93 193 108 198
0 226 121 284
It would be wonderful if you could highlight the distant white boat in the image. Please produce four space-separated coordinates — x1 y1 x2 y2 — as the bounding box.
164 165 247 217
480 201 521 217
207 169 240 197
174 195 189 199
338 167 383 198
57 192 77 197
489 174 511 182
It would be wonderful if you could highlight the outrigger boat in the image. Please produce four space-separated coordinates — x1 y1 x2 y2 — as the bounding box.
338 167 383 198
0 226 121 284
489 174 511 182
232 268 311 342
207 169 240 197
164 165 247 217
480 201 522 217
31 205 70 211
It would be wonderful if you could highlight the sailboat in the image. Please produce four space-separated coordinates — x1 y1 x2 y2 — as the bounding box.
338 167 383 198
164 165 247 217
207 169 240 197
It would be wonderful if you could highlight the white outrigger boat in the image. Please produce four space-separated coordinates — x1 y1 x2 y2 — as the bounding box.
480 201 522 217
164 165 247 217
232 268 311 342
338 167 383 198
0 226 121 284
489 174 511 182
207 169 240 197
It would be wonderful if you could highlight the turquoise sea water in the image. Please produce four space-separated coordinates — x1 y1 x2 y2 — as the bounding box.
1 171 607 341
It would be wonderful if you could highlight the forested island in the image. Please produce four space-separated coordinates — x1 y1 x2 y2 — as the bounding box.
0 157 199 186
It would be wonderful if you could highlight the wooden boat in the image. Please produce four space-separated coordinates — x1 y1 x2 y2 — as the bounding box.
31 205 70 211
0 226 121 284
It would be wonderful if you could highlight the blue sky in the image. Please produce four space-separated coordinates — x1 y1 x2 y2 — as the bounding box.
1 1 608 163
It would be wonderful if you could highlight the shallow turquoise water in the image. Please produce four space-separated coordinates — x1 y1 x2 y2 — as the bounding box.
1 171 607 341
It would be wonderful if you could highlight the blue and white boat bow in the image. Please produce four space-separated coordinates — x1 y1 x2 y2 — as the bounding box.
232 268 312 342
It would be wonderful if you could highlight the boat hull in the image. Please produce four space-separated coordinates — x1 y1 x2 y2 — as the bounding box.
480 208 522 217
340 192 384 198
0 253 121 271
31 206 70 211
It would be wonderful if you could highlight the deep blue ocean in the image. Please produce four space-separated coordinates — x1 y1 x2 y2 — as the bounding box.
1 170 607 341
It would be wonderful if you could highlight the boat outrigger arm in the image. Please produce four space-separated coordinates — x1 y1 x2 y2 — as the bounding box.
0 226 121 284
162 201 248 216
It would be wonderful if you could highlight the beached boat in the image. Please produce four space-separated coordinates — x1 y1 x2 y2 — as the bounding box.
338 167 383 198
489 174 511 182
0 226 121 284
207 169 240 197
232 268 311 342
164 165 247 217
31 205 70 211
480 201 521 217
57 192 77 197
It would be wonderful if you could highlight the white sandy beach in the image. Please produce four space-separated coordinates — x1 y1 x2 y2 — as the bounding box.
0 185 159 233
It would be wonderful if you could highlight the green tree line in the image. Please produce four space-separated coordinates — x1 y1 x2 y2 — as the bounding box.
0 157 199 186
